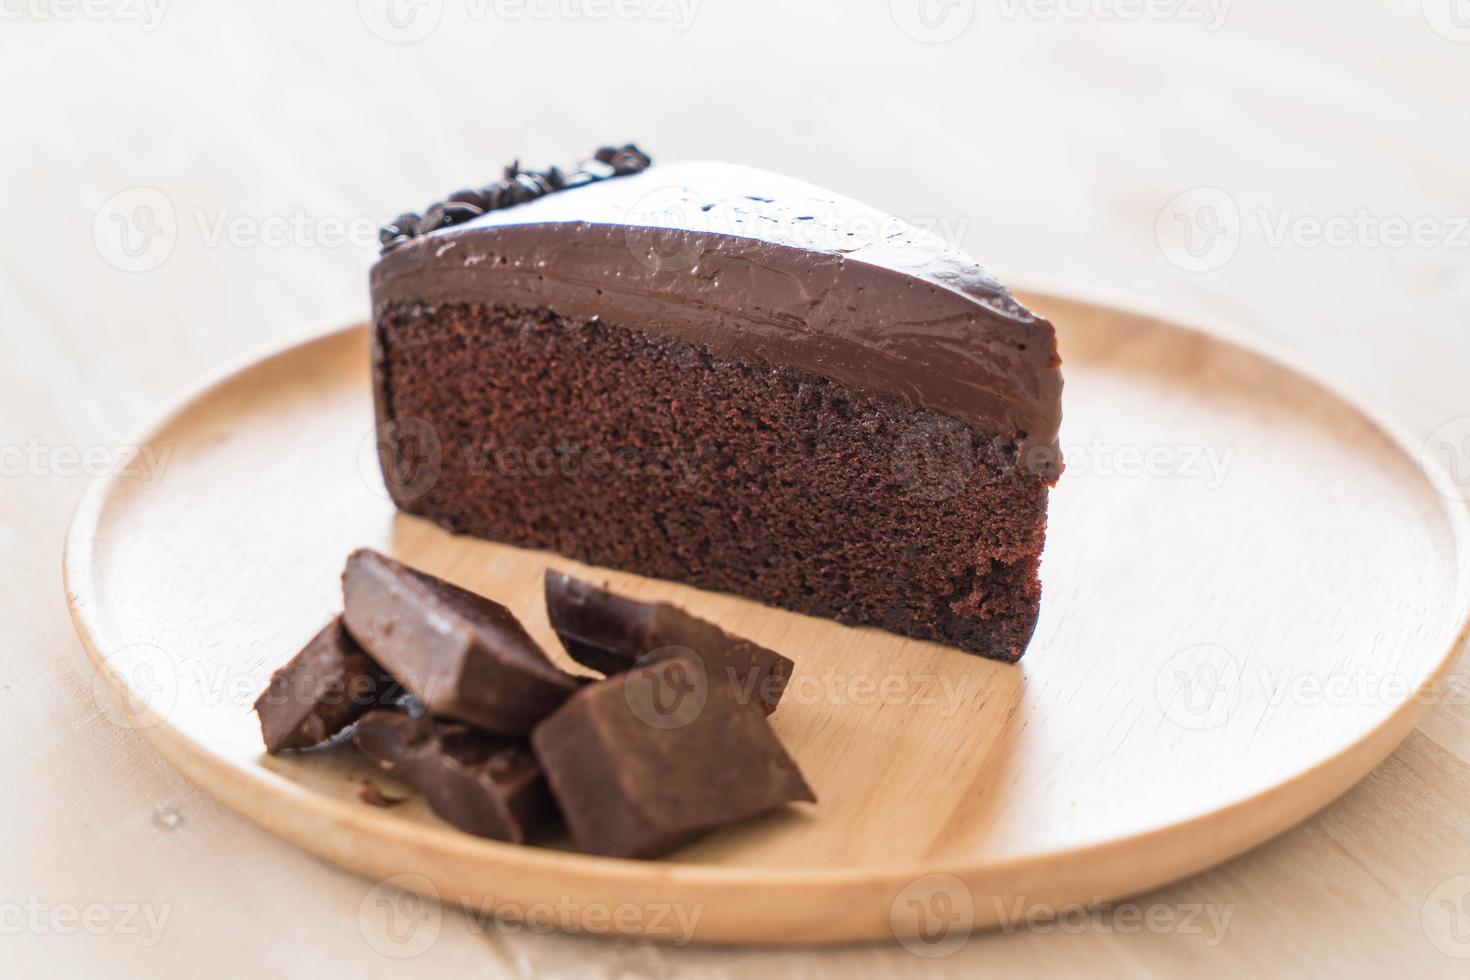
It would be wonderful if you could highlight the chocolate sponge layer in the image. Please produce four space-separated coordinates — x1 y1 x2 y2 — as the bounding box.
374 302 1049 661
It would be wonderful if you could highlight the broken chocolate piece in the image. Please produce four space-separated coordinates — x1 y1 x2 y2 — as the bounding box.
531 657 815 858
254 615 393 754
357 780 409 808
544 570 793 714
354 710 556 843
341 549 581 734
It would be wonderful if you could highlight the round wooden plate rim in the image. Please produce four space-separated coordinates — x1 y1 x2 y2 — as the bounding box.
62 287 1470 913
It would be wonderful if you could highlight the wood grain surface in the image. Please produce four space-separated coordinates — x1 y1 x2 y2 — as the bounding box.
7 2 1470 975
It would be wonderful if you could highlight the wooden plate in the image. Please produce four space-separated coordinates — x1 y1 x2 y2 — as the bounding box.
65 290 1470 946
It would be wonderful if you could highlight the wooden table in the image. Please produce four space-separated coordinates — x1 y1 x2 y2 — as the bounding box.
5 3 1469 975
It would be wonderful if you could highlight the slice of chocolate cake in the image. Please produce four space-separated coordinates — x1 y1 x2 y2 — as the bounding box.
370 148 1063 661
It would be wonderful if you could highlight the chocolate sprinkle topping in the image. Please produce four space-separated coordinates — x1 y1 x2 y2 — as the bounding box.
378 143 652 255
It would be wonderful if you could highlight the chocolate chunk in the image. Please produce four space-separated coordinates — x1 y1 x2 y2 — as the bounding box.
391 211 421 235
357 780 409 808
254 615 393 754
531 658 815 858
597 143 652 175
544 570 793 715
342 550 581 735
417 205 455 233
354 710 555 843
445 188 488 209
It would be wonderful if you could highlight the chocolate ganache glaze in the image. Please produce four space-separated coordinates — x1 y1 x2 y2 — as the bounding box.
371 160 1063 473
